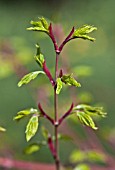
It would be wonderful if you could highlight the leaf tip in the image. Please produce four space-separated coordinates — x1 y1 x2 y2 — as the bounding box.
17 82 22 87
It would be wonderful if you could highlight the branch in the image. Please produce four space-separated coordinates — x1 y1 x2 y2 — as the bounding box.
49 23 59 53
59 103 74 125
43 61 55 86
38 103 54 125
59 27 74 53
48 135 57 159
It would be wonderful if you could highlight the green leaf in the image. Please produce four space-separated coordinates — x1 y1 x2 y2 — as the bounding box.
73 25 97 41
13 114 25 121
77 111 98 130
18 71 45 87
13 108 38 121
0 126 6 132
74 164 90 170
27 17 49 33
24 143 40 154
61 74 81 87
40 17 49 30
25 115 39 142
74 104 107 117
72 104 106 129
34 44 45 67
56 78 63 94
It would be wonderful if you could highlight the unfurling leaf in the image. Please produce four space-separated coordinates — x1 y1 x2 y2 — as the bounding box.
27 17 49 33
77 111 98 130
0 126 6 132
61 74 81 87
74 104 107 117
13 108 39 121
40 17 49 30
24 144 40 154
73 25 97 41
56 78 63 94
72 104 107 129
34 44 45 67
18 71 45 87
25 115 39 142
13 114 25 121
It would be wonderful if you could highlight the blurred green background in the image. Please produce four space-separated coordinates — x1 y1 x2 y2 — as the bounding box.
0 0 115 167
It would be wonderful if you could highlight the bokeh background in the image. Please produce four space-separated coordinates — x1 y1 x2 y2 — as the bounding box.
0 0 115 168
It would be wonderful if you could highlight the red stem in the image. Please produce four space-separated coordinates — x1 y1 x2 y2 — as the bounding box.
38 103 54 125
43 61 55 86
49 23 59 54
48 135 57 159
54 53 60 170
58 103 74 125
59 27 74 53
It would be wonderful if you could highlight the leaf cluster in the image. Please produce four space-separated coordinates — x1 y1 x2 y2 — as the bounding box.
27 17 49 33
73 25 97 41
72 104 106 130
56 74 81 94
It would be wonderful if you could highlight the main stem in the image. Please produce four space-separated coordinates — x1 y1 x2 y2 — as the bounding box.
54 53 60 170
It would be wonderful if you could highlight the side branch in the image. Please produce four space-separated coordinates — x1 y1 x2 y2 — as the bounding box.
43 61 55 86
49 23 59 53
48 135 57 159
59 103 74 125
59 27 74 53
38 103 54 125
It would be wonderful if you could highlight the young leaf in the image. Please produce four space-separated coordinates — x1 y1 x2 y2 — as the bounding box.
0 126 6 132
61 74 81 87
73 25 97 41
27 17 49 33
74 104 107 117
34 44 45 67
13 108 38 121
13 114 25 121
18 71 45 87
25 115 39 142
77 111 98 130
24 143 40 154
56 78 63 94
40 17 49 30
